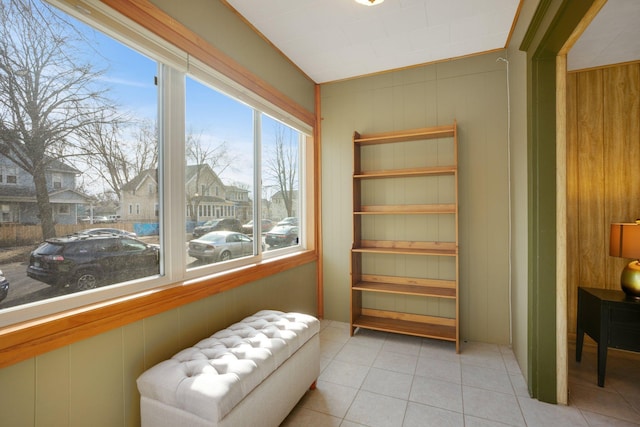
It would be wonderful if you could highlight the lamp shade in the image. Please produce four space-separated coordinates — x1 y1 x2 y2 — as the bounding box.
610 223 640 259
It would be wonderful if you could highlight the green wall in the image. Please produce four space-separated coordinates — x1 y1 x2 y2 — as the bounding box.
506 0 541 391
320 53 513 345
0 1 318 425
0 263 317 427
520 0 596 403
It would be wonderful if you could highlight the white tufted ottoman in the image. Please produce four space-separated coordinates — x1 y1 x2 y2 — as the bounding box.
137 310 320 427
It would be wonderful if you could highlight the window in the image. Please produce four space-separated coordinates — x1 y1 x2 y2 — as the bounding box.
56 205 70 215
52 173 62 189
4 167 17 185
183 73 308 269
185 75 255 269
0 0 314 334
0 0 160 318
1 204 13 223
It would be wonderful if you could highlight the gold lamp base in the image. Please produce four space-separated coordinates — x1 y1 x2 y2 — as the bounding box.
620 260 640 299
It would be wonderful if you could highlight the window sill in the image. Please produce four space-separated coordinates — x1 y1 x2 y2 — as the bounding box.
0 249 317 369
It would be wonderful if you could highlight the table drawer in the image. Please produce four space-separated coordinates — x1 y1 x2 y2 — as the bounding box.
610 326 640 352
610 307 640 325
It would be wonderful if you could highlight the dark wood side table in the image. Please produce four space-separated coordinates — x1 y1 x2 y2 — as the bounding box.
576 287 640 387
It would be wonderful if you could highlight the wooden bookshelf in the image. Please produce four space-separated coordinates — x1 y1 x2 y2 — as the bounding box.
350 122 460 352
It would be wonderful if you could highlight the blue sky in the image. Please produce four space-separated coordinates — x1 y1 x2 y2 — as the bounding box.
56 1 297 196
79 16 257 188
186 77 255 186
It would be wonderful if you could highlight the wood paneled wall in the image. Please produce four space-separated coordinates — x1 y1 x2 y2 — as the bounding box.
567 63 640 335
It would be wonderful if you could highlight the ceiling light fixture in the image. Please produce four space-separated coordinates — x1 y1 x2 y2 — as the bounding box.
355 0 384 6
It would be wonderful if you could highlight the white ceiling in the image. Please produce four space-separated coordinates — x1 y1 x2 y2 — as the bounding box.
225 0 521 83
224 0 640 84
567 0 640 71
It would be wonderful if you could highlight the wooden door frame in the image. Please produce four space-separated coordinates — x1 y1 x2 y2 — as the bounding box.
555 0 607 405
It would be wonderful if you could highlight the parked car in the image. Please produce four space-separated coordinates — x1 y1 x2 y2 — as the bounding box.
276 217 299 226
188 231 262 263
192 218 243 238
0 270 9 303
242 219 274 235
92 216 110 224
107 215 120 222
78 216 91 224
73 228 137 238
27 234 159 291
265 225 299 248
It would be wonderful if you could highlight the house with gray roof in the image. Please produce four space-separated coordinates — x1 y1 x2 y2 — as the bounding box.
0 154 93 225
121 165 251 225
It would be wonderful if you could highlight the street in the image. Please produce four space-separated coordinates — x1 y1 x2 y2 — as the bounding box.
0 234 276 309
0 261 74 309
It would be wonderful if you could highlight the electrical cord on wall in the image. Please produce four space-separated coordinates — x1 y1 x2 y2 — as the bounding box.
496 55 513 346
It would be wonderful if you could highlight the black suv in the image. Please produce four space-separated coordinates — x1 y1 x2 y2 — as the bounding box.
27 233 159 291
192 218 243 238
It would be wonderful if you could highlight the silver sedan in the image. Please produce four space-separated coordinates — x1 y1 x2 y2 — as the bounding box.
188 231 258 263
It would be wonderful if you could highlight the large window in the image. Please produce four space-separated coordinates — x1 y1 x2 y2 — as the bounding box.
0 0 312 328
0 0 160 320
184 78 306 271
185 76 255 269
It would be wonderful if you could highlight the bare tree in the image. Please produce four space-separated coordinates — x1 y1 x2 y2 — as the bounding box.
0 0 113 238
186 129 232 176
229 181 250 191
265 124 298 218
130 119 159 177
79 116 158 199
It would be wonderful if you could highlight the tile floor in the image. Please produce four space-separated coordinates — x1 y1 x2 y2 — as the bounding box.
282 320 640 426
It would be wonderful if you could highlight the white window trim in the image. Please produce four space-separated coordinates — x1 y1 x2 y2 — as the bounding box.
0 0 314 328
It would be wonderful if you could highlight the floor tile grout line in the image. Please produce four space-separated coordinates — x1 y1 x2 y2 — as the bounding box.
497 349 529 427
302 322 640 427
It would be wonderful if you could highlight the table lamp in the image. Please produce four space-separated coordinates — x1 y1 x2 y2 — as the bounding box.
610 222 640 299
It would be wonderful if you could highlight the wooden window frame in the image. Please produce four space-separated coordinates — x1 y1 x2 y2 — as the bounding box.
0 0 318 369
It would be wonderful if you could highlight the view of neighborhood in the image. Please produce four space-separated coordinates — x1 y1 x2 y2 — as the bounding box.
0 153 298 232
0 0 303 310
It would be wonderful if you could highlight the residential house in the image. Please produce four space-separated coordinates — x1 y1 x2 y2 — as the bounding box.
123 165 251 224
1 1 637 426
120 168 158 222
0 153 92 225
224 184 251 224
270 189 298 222
184 164 246 223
